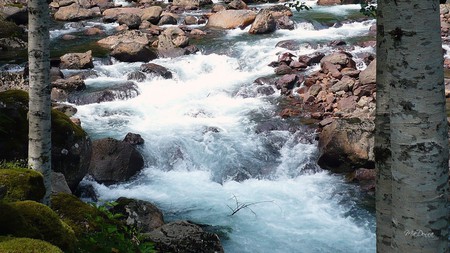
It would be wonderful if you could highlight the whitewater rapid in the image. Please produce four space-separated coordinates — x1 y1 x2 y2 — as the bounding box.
72 4 376 252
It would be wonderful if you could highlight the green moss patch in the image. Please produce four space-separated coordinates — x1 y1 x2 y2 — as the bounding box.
0 17 23 39
0 200 76 252
0 167 45 202
51 109 87 146
0 236 63 253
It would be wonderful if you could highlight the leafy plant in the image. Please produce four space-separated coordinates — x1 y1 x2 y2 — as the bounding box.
285 1 312 12
77 201 156 253
360 3 377 18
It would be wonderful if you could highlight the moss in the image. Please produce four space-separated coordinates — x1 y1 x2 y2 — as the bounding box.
0 167 45 202
51 109 87 146
0 236 63 253
0 200 77 252
0 17 23 39
51 192 103 236
0 90 29 160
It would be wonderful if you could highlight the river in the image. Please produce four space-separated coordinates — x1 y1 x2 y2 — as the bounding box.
65 2 376 252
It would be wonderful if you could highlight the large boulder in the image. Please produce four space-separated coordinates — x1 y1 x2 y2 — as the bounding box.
158 27 189 50
0 90 92 191
0 237 63 253
318 118 375 173
54 4 101 21
141 6 163 24
206 10 256 29
111 42 158 62
0 200 77 252
140 63 173 79
112 197 165 232
144 221 224 253
248 9 276 34
117 13 141 29
0 167 45 202
97 30 151 49
59 50 94 69
102 7 142 22
88 137 144 185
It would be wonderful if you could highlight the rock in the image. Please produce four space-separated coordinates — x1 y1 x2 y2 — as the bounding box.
173 0 213 8
84 27 104 36
51 172 72 194
1 5 28 25
318 118 375 173
0 238 63 253
228 0 247 10
102 7 143 22
276 74 298 90
97 30 151 49
336 95 357 112
0 71 28 92
59 50 94 69
68 81 140 105
317 0 362 5
51 110 92 191
117 13 141 29
0 37 27 50
359 59 376 85
52 75 86 93
158 27 189 51
141 6 163 24
127 71 147 81
321 61 342 79
158 14 178 25
320 51 356 69
112 197 164 232
0 200 76 252
275 40 301 50
308 83 322 96
211 4 226 13
54 4 100 21
249 9 276 34
191 29 207 35
111 42 158 62
144 221 224 253
123 132 145 145
274 65 292 75
206 10 257 29
330 75 354 92
140 63 173 79
0 167 45 202
89 137 145 185
184 15 198 25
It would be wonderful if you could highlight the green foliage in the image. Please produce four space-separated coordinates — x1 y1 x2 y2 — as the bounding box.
52 194 156 253
77 201 156 253
360 3 377 18
0 200 77 252
285 1 312 12
0 165 45 202
0 236 63 253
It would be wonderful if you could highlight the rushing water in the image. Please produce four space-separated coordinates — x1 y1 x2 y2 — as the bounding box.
70 3 376 252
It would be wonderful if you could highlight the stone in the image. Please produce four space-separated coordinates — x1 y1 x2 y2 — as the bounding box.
110 42 158 62
89 138 145 185
141 6 163 24
52 75 86 93
206 10 256 29
140 63 173 79
318 118 375 173
359 59 376 85
158 27 189 50
228 0 247 10
184 15 198 25
249 9 276 34
274 65 292 75
173 0 213 7
117 13 141 29
51 172 72 194
67 81 140 105
54 4 100 21
112 197 164 232
144 221 224 253
330 75 354 92
59 50 94 69
158 14 178 25
123 132 145 145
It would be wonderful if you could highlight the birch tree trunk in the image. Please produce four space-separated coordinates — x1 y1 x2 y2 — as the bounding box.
375 1 392 251
28 0 52 205
384 0 449 252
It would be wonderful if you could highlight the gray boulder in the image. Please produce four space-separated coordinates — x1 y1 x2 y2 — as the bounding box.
112 197 164 232
89 137 144 185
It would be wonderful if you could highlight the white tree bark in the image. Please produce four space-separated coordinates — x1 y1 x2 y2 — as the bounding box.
28 0 52 205
375 1 392 251
384 0 449 252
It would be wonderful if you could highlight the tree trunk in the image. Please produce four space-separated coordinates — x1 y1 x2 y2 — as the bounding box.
28 0 52 205
375 1 392 251
384 0 449 252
